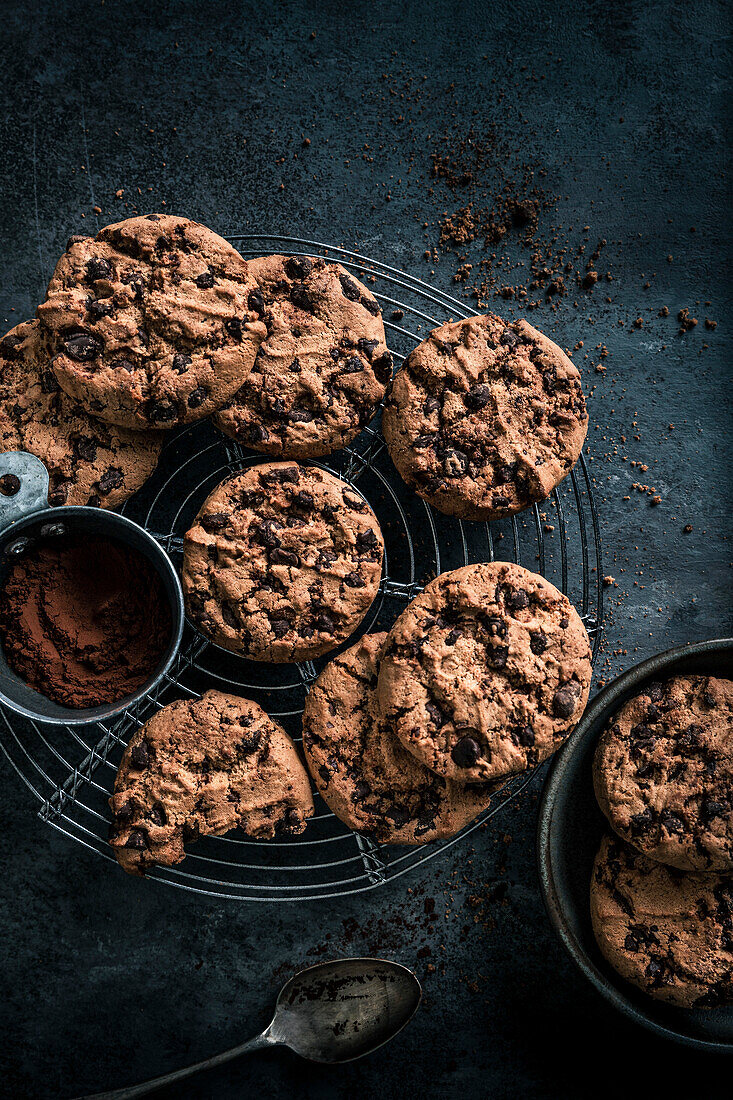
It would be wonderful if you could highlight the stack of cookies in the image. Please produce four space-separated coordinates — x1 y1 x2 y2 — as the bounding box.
590 675 733 1007
302 561 592 845
1 214 393 509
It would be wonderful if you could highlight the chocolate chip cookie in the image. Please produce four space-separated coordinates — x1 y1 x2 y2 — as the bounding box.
382 313 588 520
377 561 592 784
0 320 163 507
182 462 384 662
593 676 733 872
303 633 501 844
214 254 392 457
590 833 733 1008
109 690 315 875
37 215 266 429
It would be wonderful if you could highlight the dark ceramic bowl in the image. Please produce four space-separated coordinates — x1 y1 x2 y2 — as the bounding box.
537 638 733 1052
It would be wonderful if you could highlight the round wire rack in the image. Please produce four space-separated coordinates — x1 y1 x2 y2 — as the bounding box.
0 236 603 901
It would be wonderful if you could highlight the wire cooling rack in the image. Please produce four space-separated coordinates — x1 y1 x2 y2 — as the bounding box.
0 236 603 901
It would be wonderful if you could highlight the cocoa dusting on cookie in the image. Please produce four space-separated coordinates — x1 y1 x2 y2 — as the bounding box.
0 536 171 707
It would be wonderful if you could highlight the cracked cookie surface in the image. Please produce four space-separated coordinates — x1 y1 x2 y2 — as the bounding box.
182 461 384 662
377 561 592 784
382 313 587 520
109 690 314 875
214 254 392 458
593 675 733 872
37 214 266 430
590 833 733 1008
303 633 501 844
0 320 163 507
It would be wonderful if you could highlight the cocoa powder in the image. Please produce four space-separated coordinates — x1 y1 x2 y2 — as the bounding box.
0 536 172 708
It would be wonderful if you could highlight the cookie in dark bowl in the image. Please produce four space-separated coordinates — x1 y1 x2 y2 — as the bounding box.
538 638 733 1051
593 675 733 872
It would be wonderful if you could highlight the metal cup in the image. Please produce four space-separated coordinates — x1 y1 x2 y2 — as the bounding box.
0 451 184 726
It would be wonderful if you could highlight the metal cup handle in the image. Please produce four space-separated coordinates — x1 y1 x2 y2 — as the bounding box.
0 452 51 534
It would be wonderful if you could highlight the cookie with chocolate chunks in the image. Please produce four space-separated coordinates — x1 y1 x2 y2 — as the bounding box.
377 561 592 784
594 675 733 872
182 462 384 662
109 690 314 875
0 320 163 507
303 633 502 844
214 254 392 457
590 833 733 1008
382 313 587 520
37 215 266 429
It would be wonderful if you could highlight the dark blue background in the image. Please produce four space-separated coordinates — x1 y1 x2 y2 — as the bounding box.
1 1 731 1096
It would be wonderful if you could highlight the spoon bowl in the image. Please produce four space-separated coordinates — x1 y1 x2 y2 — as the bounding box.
269 957 422 1063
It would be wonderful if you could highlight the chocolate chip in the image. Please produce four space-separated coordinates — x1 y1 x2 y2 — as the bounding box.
195 270 214 289
530 631 548 655
147 399 178 423
269 617 292 638
221 602 240 628
361 296 381 316
357 337 379 359
373 351 393 384
0 334 22 360
88 296 112 320
225 317 243 340
284 255 313 280
98 467 124 495
451 734 482 768
465 384 492 410
344 571 366 588
339 355 365 375
149 803 166 826
288 407 315 423
248 287 265 314
500 327 519 348
270 547 299 567
110 357 136 373
63 331 102 362
552 686 579 719
73 436 98 463
290 283 313 311
292 490 314 510
506 589 529 612
172 353 191 373
85 257 113 282
339 273 361 301
187 386 208 409
125 829 147 850
487 645 508 669
201 512 229 532
356 528 378 552
425 702 445 727
316 612 337 634
512 724 535 747
130 740 150 769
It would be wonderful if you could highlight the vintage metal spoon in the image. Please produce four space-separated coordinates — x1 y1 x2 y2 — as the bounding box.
78 957 422 1100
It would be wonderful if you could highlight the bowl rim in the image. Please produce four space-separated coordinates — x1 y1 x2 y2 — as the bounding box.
537 637 733 1053
0 505 184 727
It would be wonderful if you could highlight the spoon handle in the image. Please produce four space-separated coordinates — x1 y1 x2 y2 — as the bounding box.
75 1030 276 1100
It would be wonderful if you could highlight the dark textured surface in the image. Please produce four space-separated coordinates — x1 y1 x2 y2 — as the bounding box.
1 1 731 1097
